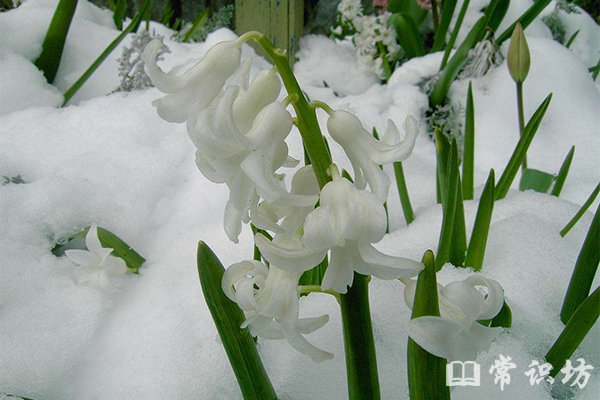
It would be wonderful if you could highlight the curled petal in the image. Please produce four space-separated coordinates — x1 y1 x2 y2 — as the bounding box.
440 281 485 323
356 242 424 279
296 315 330 334
407 316 475 361
66 249 99 266
465 276 505 320
233 68 282 134
255 234 327 273
321 247 357 294
224 200 244 243
84 225 104 254
284 327 334 363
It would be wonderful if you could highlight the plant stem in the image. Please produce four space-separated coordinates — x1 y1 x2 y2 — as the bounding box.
339 273 381 400
394 162 415 224
244 32 332 189
516 82 527 171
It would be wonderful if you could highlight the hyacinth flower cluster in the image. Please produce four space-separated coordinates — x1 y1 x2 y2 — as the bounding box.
332 0 400 80
142 32 510 398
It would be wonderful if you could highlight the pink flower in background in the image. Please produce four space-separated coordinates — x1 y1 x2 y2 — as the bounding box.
372 0 388 12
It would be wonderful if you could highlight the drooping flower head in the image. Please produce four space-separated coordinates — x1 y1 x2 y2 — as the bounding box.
404 275 505 361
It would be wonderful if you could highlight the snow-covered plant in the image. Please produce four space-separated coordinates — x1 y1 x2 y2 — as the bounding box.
459 39 504 79
143 30 508 398
332 0 401 80
542 1 579 44
65 225 129 292
116 30 169 92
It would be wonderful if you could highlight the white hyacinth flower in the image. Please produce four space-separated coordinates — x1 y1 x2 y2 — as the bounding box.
222 259 333 362
404 275 505 361
142 38 242 123
65 225 128 292
327 110 419 202
256 175 423 294
187 68 317 242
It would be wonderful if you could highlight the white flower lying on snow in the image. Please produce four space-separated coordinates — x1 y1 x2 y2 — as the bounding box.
256 173 423 293
403 275 505 361
327 110 419 202
222 257 333 362
65 225 129 292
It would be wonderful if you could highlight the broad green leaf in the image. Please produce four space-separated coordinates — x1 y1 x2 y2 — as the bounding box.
465 169 495 271
519 168 555 193
547 287 599 377
34 0 79 83
407 251 450 400
440 0 471 69
430 16 487 107
495 94 553 200
389 13 426 59
197 242 277 400
485 0 510 34
560 203 600 323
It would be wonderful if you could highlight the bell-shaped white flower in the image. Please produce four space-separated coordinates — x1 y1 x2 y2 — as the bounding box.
256 175 423 294
142 38 242 122
326 110 419 202
222 259 333 362
65 225 128 292
404 275 505 361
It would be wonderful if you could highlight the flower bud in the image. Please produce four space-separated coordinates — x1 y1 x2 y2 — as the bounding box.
507 23 530 83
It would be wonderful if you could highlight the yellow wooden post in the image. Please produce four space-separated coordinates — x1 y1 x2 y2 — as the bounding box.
235 0 304 63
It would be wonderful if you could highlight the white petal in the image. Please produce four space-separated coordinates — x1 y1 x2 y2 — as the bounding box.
233 68 281 133
240 150 286 203
303 206 343 249
102 255 128 275
254 234 327 273
406 316 466 360
65 249 99 266
357 242 424 279
321 247 356 294
283 328 334 363
85 225 104 254
224 200 243 243
440 281 485 323
297 315 329 334
465 276 505 320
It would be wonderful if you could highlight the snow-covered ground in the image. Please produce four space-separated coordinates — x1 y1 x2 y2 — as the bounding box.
0 0 598 398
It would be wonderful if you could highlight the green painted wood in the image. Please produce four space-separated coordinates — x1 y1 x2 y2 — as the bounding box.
235 0 303 63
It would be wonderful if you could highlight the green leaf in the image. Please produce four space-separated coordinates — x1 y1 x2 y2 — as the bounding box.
407 250 450 400
465 169 495 271
519 168 555 193
393 161 415 225
560 182 600 237
388 13 426 59
430 16 487 107
551 146 575 197
388 0 428 24
478 300 512 328
462 81 475 200
547 287 599 377
560 203 600 324
112 0 128 30
496 0 552 45
495 94 552 200
95 226 145 273
432 0 458 52
485 0 510 34
34 0 79 83
182 9 209 43
62 0 151 105
439 0 471 70
449 140 467 267
197 242 277 400
565 29 580 49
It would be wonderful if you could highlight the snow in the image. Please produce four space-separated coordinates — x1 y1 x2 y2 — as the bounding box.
0 0 598 398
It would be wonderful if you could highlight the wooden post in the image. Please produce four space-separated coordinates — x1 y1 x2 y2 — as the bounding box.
235 0 304 63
